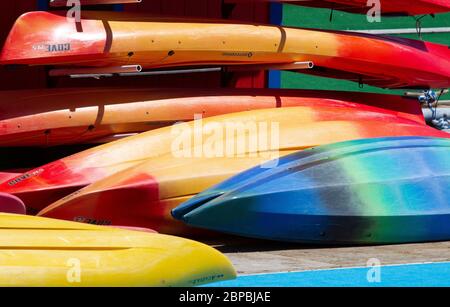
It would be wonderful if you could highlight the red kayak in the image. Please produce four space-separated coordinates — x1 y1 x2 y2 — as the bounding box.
0 89 444 215
0 88 424 147
230 0 450 16
0 193 26 214
2 11 450 89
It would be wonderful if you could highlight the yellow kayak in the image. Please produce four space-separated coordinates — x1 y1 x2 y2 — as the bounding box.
0 213 236 287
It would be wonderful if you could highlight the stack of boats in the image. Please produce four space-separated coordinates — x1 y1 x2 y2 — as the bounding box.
1 0 450 286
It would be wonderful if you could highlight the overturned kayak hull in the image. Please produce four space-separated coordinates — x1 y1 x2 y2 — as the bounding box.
173 137 450 244
0 88 425 147
0 193 26 214
1 89 436 214
37 108 449 235
2 11 450 89
0 214 235 286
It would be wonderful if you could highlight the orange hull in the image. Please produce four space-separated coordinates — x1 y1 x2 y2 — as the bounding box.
2 11 450 89
0 88 426 147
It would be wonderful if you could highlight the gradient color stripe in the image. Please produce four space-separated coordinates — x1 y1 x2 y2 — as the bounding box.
173 137 450 244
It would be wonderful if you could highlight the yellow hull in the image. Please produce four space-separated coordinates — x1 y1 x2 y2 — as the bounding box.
0 214 236 287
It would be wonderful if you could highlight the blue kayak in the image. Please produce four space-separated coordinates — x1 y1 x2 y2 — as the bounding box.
172 137 450 244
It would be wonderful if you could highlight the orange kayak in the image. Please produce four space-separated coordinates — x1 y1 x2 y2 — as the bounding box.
0 88 425 147
2 11 450 89
1 97 445 215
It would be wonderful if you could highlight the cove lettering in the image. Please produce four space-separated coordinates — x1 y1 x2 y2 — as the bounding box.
33 43 71 52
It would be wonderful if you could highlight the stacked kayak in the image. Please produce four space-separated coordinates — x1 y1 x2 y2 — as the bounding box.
2 11 450 89
0 88 425 147
1 90 438 215
36 105 449 233
173 137 450 244
0 213 236 286
0 0 449 291
0 2 449 256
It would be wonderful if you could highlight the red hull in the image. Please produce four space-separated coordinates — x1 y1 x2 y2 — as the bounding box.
0 193 26 214
0 88 425 147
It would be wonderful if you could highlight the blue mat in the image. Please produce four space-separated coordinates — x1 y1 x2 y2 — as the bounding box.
206 262 450 287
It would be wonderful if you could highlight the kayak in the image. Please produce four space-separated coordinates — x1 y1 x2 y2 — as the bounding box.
37 109 449 234
173 136 450 244
0 193 26 214
0 213 236 286
230 0 450 16
2 11 450 89
38 155 282 235
0 88 425 147
1 90 434 214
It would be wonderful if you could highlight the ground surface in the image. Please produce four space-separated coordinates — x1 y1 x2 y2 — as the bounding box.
204 238 450 275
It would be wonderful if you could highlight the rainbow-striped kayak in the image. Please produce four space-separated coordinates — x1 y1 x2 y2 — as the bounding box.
2 11 450 89
173 137 450 244
0 213 235 286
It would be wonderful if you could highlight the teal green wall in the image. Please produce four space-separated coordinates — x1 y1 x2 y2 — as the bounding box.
280 4 450 99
